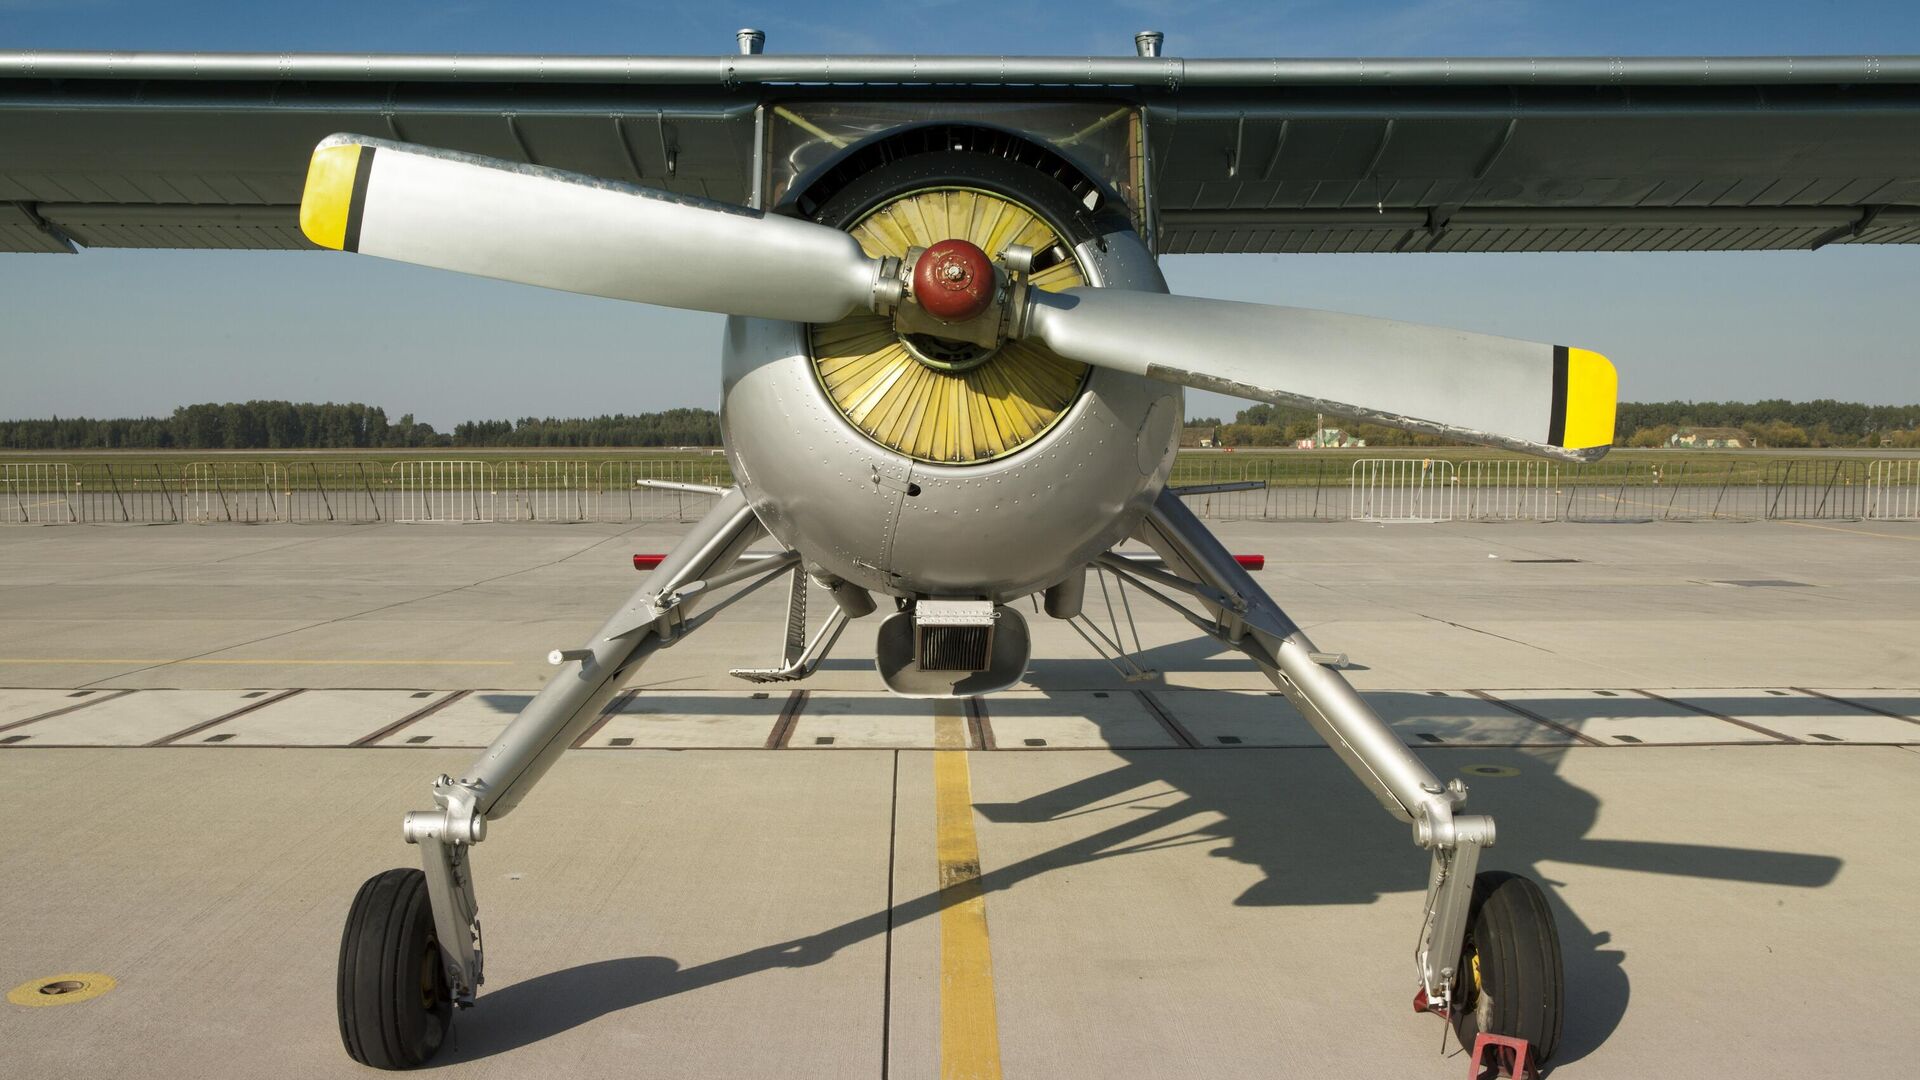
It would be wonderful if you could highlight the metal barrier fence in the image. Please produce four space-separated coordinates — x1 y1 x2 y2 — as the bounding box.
1559 462 1662 523
597 459 734 523
1635 459 1755 522
391 461 495 523
1457 459 1560 522
1351 458 1455 522
1347 457 1899 524
1869 459 1920 520
3 455 1917 526
495 460 596 522
276 461 387 523
1169 457 1345 520
80 462 186 523
182 462 281 524
2 462 76 524
1763 459 1870 521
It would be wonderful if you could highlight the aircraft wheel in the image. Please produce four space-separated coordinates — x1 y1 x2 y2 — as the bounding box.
338 868 452 1070
1450 870 1563 1068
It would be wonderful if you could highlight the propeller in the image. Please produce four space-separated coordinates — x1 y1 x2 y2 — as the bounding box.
299 135 1615 461
1023 289 1616 461
298 135 886 323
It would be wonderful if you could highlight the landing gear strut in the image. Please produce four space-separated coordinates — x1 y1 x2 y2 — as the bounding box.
1127 489 1566 1070
336 484 1566 1071
336 489 781 1068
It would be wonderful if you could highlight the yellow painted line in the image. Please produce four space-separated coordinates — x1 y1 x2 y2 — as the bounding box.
0 658 511 666
933 699 1002 1080
934 699 970 751
1778 520 1920 543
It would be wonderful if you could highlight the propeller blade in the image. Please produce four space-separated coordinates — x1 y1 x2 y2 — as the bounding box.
298 135 884 323
1024 289 1616 461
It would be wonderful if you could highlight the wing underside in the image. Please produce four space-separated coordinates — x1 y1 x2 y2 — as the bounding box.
3 51 1918 254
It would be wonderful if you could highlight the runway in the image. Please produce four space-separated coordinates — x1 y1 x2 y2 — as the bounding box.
2 519 1917 1078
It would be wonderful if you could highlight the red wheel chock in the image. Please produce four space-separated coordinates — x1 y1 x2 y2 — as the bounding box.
1414 991 1536 1079
1469 1032 1534 1079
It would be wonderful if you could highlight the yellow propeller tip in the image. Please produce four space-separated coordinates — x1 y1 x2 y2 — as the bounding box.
1559 346 1617 450
299 142 364 251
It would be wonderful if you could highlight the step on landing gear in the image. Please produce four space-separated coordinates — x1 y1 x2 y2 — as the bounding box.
337 868 453 1070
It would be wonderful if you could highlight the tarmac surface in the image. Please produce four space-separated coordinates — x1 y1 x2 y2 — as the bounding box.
2 517 1917 1078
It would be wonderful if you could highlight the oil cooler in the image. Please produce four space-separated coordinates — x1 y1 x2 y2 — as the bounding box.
914 600 999 671
876 600 1030 698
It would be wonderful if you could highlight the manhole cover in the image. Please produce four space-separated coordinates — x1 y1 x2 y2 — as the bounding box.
1460 764 1521 778
7 973 116 1007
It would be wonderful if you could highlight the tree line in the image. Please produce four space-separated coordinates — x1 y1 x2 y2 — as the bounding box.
449 410 719 447
1190 403 1524 449
1615 400 1920 448
0 401 721 450
7 398 1917 451
1190 400 1920 450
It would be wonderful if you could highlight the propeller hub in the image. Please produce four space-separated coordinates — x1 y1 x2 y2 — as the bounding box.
911 239 995 322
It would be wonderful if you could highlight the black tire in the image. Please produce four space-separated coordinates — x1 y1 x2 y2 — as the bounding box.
337 868 453 1070
1451 871 1564 1069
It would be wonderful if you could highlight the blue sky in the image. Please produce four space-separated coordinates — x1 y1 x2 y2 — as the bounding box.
5 1 1920 426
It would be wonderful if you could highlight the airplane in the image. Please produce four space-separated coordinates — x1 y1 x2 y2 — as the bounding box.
5 32 1917 1073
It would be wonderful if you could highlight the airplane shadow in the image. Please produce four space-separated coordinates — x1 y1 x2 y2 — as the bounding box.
435 693 1843 1069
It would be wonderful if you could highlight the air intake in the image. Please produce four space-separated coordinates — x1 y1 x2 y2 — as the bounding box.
877 603 1029 698
914 600 997 671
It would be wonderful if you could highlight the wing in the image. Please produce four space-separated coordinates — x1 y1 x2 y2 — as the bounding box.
2 51 1917 254
1148 60 1920 255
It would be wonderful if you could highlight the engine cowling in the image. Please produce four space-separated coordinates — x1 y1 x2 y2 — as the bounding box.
720 152 1180 604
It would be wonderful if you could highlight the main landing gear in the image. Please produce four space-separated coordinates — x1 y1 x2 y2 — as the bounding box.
336 489 782 1068
1123 489 1566 1073
336 484 1564 1073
